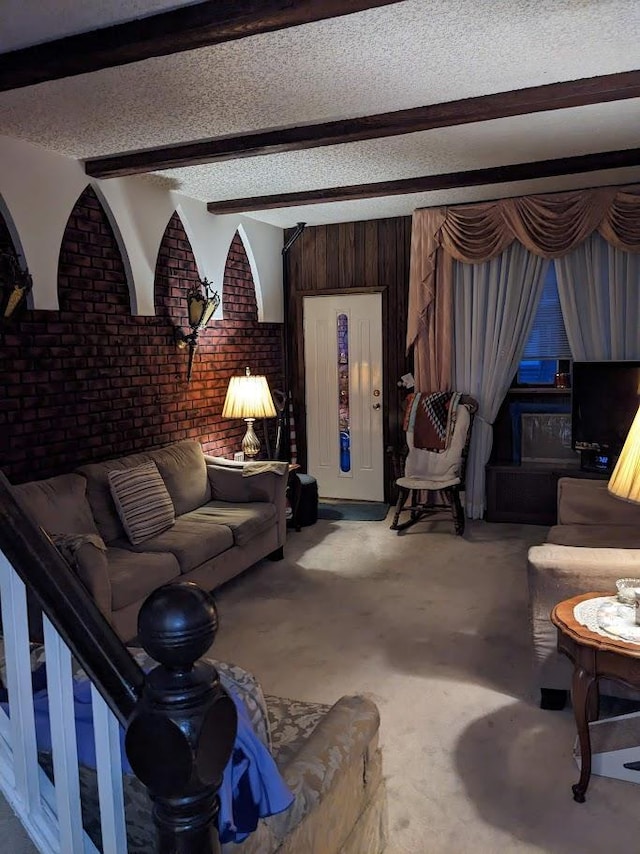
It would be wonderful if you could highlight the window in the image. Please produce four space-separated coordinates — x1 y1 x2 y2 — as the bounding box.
516 263 571 385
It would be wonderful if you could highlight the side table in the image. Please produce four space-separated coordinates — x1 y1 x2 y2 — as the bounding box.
551 592 640 802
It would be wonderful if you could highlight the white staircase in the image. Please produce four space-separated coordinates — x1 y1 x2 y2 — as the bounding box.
0 549 128 854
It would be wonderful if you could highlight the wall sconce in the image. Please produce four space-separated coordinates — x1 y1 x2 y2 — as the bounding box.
175 277 220 382
0 250 32 320
222 367 277 458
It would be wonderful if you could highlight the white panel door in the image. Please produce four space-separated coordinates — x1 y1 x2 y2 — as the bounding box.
304 293 384 500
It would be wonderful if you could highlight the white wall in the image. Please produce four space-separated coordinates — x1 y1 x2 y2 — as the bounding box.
0 135 284 320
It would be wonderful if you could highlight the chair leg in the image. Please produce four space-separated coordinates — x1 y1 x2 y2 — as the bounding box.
450 486 465 536
390 487 410 530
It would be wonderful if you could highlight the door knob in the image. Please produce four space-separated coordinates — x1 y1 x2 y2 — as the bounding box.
372 403 381 410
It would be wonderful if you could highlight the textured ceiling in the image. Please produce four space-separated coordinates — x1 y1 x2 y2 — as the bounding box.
1 0 640 227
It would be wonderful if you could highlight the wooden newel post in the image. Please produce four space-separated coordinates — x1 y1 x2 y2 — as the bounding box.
125 582 238 854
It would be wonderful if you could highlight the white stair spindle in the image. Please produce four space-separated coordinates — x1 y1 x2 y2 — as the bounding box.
91 684 128 854
43 616 85 853
0 552 42 817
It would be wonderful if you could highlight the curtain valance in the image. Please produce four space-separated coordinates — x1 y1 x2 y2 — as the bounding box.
407 184 640 389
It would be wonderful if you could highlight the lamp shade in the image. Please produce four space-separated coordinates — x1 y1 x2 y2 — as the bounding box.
222 368 277 419
608 405 640 504
187 289 219 332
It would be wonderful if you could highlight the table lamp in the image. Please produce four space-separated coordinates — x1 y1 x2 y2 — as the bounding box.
608 405 640 504
222 367 277 458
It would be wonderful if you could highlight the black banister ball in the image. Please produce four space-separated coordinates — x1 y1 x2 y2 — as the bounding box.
137 582 219 670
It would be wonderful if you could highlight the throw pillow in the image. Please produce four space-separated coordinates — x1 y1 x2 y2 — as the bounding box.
108 461 175 546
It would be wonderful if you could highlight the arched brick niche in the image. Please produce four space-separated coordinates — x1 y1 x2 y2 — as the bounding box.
0 197 283 483
203 230 283 457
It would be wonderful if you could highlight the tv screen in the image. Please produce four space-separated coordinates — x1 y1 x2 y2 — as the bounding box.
571 360 640 454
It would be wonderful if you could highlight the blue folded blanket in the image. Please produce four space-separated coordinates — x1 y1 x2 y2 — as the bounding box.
2 666 293 843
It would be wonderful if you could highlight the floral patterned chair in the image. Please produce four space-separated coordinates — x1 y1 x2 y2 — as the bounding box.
38 653 387 854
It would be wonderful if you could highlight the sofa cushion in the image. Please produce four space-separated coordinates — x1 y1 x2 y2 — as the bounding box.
557 477 640 526
108 461 175 546
113 517 234 575
106 547 180 611
547 524 640 548
147 440 211 516
186 501 276 547
207 464 255 503
12 473 99 535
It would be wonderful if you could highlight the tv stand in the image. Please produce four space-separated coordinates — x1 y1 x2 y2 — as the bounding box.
486 462 607 525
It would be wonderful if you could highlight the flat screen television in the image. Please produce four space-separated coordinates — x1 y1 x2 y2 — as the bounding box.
571 360 640 471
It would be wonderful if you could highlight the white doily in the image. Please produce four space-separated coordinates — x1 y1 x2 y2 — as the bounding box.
574 596 640 645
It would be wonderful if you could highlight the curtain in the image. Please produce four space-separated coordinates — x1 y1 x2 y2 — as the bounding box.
555 231 640 360
407 208 450 391
407 185 640 390
453 243 549 518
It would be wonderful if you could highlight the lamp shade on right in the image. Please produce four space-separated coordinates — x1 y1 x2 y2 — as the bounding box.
608 405 640 504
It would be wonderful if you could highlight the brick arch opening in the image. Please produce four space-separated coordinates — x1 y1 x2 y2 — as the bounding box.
58 186 130 313
222 231 258 321
214 231 284 457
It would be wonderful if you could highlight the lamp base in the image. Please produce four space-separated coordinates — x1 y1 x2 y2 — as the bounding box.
241 418 261 458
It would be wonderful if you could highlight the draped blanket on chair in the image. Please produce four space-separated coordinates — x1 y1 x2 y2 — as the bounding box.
403 391 461 451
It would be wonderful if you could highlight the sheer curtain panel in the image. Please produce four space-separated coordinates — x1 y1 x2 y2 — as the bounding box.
453 243 549 518
555 231 640 360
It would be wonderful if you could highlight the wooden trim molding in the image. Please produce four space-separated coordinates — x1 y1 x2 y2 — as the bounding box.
85 70 640 178
207 148 640 214
299 286 387 297
0 0 403 92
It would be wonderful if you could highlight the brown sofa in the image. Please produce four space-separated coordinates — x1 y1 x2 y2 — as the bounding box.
527 477 640 705
10 439 288 641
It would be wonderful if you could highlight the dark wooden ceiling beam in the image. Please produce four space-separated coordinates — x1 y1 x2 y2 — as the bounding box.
206 148 640 214
0 0 403 92
85 69 640 178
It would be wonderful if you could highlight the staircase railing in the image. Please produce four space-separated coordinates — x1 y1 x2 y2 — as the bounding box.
0 472 237 853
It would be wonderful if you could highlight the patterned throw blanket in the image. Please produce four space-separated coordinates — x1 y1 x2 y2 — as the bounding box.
242 461 289 477
403 391 461 451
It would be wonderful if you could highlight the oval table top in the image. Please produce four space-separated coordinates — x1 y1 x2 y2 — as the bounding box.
551 591 640 659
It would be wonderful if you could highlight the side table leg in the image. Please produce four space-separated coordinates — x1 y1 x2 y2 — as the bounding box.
288 471 302 532
571 666 596 803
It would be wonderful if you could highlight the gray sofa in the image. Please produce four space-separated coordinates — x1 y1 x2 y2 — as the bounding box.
527 476 640 705
11 439 288 641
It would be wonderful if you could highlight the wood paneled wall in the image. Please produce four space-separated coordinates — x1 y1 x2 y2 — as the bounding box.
284 217 412 501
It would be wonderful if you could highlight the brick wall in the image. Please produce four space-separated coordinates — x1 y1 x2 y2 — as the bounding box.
0 186 283 483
